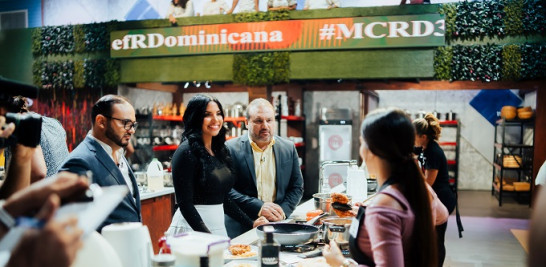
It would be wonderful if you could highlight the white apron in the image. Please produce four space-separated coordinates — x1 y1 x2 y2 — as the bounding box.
167 204 228 237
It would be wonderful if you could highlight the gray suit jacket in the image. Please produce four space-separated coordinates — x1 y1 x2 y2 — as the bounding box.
226 135 303 221
59 136 141 231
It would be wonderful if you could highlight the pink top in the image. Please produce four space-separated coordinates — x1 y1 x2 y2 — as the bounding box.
358 186 414 267
357 186 447 266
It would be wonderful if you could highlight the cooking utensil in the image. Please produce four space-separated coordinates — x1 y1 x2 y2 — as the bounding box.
322 218 352 245
331 202 352 211
256 223 319 246
312 193 331 214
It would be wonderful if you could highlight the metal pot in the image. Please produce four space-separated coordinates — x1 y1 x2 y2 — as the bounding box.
322 218 352 245
313 193 332 214
256 223 319 246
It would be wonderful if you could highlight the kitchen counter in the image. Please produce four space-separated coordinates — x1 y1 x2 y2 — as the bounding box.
140 187 176 254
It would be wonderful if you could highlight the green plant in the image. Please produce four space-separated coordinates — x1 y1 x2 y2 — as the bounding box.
40 25 75 55
454 1 505 41
74 25 85 53
32 60 43 87
520 43 546 79
502 44 521 80
31 28 42 55
234 9 290 22
434 46 453 80
104 59 120 88
504 0 524 35
74 60 85 88
84 23 110 52
439 3 457 42
39 61 74 90
522 0 546 35
84 59 106 89
451 44 502 82
233 52 289 86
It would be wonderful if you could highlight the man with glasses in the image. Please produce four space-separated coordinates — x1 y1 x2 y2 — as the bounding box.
59 95 141 231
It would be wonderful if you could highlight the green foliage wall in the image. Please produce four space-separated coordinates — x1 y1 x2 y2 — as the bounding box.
232 10 291 86
31 22 119 90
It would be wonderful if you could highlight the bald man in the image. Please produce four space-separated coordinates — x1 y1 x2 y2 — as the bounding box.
225 98 303 238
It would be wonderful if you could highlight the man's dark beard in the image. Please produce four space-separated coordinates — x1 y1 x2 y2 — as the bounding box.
105 124 128 148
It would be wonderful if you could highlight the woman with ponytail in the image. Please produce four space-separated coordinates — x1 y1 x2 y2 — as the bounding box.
413 113 456 266
323 108 442 267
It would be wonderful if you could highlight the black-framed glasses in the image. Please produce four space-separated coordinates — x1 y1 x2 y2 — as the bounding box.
104 115 138 130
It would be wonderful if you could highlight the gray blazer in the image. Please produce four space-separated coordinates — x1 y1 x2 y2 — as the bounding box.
226 134 304 220
59 136 141 232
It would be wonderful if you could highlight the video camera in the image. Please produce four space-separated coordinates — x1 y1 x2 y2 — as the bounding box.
0 77 42 148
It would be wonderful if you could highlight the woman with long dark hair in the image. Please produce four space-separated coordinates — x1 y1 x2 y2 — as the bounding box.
323 108 438 267
414 113 457 267
167 94 268 236
166 0 194 24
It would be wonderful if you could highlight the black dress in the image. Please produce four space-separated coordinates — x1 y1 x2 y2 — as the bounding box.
419 141 456 212
171 138 254 233
418 140 456 267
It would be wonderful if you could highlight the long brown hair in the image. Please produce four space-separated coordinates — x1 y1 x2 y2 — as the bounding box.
361 108 437 267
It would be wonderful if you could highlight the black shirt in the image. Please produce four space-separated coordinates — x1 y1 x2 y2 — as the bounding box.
171 139 254 233
419 141 456 213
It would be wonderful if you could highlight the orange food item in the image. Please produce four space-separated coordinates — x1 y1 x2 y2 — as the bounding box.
333 208 356 218
306 209 324 221
330 193 350 205
229 244 251 255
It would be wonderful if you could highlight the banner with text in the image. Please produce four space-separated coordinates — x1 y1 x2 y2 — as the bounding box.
110 14 445 58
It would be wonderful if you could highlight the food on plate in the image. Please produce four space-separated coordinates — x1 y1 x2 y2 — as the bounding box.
229 244 251 255
296 257 330 267
330 192 350 205
231 263 255 267
306 209 324 221
227 244 257 259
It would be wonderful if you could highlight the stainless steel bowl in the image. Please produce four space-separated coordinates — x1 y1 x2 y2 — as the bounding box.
322 217 352 245
312 193 331 213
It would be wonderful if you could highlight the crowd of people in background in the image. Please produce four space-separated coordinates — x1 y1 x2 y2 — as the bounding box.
165 0 343 21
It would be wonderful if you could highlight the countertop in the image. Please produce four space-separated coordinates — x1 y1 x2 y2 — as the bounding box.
139 187 175 200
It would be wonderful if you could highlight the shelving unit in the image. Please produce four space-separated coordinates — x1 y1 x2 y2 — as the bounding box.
277 115 306 171
491 118 534 206
439 120 460 192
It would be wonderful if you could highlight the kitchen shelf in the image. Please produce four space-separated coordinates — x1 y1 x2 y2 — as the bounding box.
491 118 534 206
153 145 178 151
438 120 458 125
439 142 457 146
439 120 460 191
494 143 533 149
281 115 305 121
224 117 246 128
153 115 183 121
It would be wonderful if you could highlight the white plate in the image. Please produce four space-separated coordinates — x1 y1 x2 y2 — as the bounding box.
224 245 259 261
224 260 258 267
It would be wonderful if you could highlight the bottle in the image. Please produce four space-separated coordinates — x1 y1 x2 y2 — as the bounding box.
346 165 367 203
294 99 301 117
147 158 164 192
260 226 280 267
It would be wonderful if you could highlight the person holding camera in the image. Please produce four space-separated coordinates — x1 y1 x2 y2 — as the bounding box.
59 95 141 231
3 96 69 183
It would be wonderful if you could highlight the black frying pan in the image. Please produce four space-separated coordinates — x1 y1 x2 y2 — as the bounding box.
256 223 319 245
